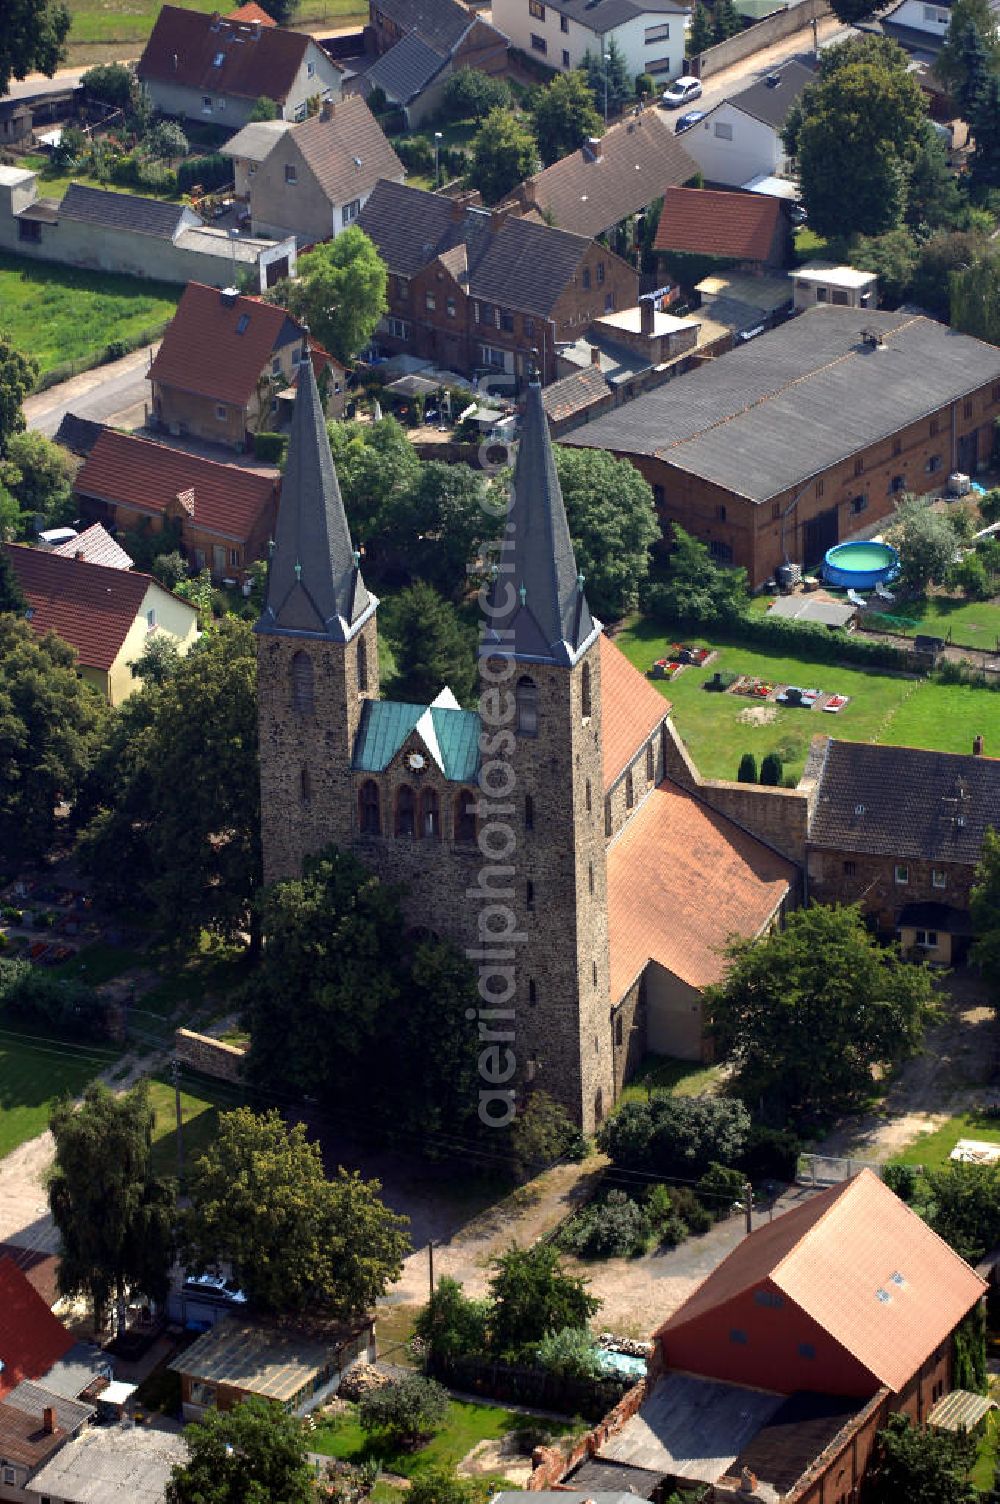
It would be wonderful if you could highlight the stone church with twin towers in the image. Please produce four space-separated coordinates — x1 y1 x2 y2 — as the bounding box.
255 355 795 1132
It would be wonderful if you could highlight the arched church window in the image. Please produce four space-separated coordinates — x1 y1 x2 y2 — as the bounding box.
626 769 634 809
524 794 534 831
455 789 477 843
396 785 416 837
359 780 380 835
421 788 440 838
516 676 538 736
300 766 311 804
581 661 592 719
646 742 655 782
357 635 369 693
586 779 592 814
291 649 314 715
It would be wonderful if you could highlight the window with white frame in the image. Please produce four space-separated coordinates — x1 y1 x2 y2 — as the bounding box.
915 929 939 948
644 21 670 40
480 345 507 370
285 163 297 183
714 121 733 140
215 403 227 421
3 1466 17 1485
932 869 946 888
530 32 547 50
894 864 909 884
387 316 410 339
529 0 545 15
342 197 361 226
202 96 213 113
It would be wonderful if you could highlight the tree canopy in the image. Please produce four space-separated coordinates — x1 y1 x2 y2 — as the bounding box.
884 495 962 595
387 580 477 705
785 61 927 239
531 72 603 167
284 227 388 363
582 39 631 117
0 0 70 98
182 1108 409 1316
554 446 659 620
390 459 504 599
245 847 483 1139
597 1094 751 1177
166 1396 315 1504
971 827 1000 994
645 524 748 624
0 547 25 611
706 903 939 1123
469 108 537 204
0 611 107 860
950 252 1000 345
936 0 1000 99
78 618 261 951
1 429 75 533
488 1243 600 1359
865 1414 976 1504
48 1081 174 1333
442 68 513 121
0 336 39 456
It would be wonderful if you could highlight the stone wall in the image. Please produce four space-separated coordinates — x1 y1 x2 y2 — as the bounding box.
175 1027 246 1082
692 0 829 77
807 848 975 933
528 1379 648 1489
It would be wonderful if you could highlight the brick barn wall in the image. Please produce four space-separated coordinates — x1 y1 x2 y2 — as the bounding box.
174 1027 246 1082
806 850 975 933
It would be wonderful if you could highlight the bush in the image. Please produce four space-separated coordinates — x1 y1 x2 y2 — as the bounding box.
635 72 655 98
177 154 232 193
0 958 107 1040
882 1162 918 1202
597 1094 751 1179
81 62 134 109
738 1125 801 1184
254 431 287 463
145 119 188 159
395 135 435 176
413 1276 491 1359
152 551 189 590
759 751 783 786
559 1189 650 1259
668 1185 713 1235
536 1326 605 1380
697 1162 746 1220
949 552 992 600
510 1090 584 1176
358 1374 449 1446
737 752 757 783
441 68 513 121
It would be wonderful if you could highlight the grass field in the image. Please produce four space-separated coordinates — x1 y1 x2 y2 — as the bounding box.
891 1111 1000 1171
20 153 180 202
889 593 1000 653
0 251 178 378
64 0 367 63
146 1073 234 1178
616 617 1000 782
0 1024 118 1158
311 1398 576 1476
618 1054 723 1105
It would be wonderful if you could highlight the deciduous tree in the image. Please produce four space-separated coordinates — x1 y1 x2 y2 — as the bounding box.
0 611 107 860
48 1082 174 1334
359 1375 449 1446
0 546 25 611
922 1161 1000 1263
469 108 537 203
597 1094 750 1176
705 903 939 1122
971 826 1000 994
645 524 748 623
884 495 962 595
166 1396 315 1504
936 0 1000 101
0 0 70 99
388 580 477 705
393 460 503 598
283 227 388 363
554 446 659 620
327 415 423 553
865 1413 976 1504
182 1108 409 1317
0 337 39 455
488 1244 600 1357
442 68 513 120
531 72 602 166
4 430 75 530
950 252 1000 345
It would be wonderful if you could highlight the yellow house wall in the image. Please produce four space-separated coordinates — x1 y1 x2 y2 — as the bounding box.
106 581 199 705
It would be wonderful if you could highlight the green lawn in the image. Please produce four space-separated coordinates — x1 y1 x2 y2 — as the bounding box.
146 1074 233 1178
65 0 367 61
970 1409 999 1492
890 1112 1000 1171
615 617 999 782
0 1023 118 1158
20 155 180 203
311 1398 576 1476
618 1054 723 1105
885 593 1000 653
0 252 179 379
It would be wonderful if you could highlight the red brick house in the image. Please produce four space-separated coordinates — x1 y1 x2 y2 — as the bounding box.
654 184 791 273
806 738 1000 963
148 281 346 450
0 1259 75 1400
563 306 1000 586
74 429 279 580
356 181 640 387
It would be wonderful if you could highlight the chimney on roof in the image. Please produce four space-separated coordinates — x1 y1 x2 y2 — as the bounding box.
43 1407 57 1436
491 204 513 229
639 293 655 337
320 96 334 121
211 9 222 26
220 286 239 307
252 17 262 34
739 1468 758 1495
590 345 601 367
974 734 984 756
582 136 602 162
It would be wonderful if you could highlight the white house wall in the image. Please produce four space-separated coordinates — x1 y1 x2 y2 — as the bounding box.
677 103 786 187
887 0 951 35
491 0 686 82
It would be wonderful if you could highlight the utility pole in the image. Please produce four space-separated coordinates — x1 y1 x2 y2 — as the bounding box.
603 50 611 122
171 1058 184 1187
428 1240 436 1298
743 1180 753 1236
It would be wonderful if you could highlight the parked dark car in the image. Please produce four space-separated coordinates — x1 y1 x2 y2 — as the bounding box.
675 109 707 133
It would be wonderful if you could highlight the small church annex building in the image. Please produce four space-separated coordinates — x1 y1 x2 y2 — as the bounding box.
255 359 796 1131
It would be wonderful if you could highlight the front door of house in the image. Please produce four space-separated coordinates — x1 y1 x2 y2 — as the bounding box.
957 429 978 475
804 506 839 569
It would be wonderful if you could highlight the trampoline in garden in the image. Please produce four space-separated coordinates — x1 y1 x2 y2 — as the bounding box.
822 540 900 590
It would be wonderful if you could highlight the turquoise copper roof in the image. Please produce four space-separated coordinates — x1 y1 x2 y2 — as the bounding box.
353 696 481 784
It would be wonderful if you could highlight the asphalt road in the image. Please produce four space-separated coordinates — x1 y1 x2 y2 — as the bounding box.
24 345 156 438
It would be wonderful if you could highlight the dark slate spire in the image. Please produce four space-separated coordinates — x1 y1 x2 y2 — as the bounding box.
481 376 599 667
256 350 373 641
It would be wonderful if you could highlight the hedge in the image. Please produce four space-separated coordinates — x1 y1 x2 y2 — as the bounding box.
254 431 287 463
0 957 108 1040
645 598 916 672
177 154 232 193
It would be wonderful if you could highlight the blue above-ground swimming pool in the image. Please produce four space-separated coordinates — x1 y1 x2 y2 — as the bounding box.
822 540 900 589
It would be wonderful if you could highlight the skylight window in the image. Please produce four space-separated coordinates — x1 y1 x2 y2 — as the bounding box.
889 1271 906 1287
213 50 225 65
236 313 250 334
875 1287 891 1304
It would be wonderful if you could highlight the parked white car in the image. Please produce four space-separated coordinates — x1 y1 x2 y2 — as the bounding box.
661 76 703 109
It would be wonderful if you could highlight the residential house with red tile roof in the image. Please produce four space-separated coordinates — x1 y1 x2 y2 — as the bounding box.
74 430 278 580
654 184 791 273
51 523 134 572
148 281 345 449
552 1171 986 1503
513 110 697 240
5 545 199 705
227 1 276 23
222 95 404 244
138 4 343 127
0 1259 75 1402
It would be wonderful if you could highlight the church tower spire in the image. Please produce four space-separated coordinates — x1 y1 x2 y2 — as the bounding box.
257 348 373 642
482 375 600 665
255 347 379 884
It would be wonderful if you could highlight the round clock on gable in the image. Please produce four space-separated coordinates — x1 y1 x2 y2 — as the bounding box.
405 751 427 772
